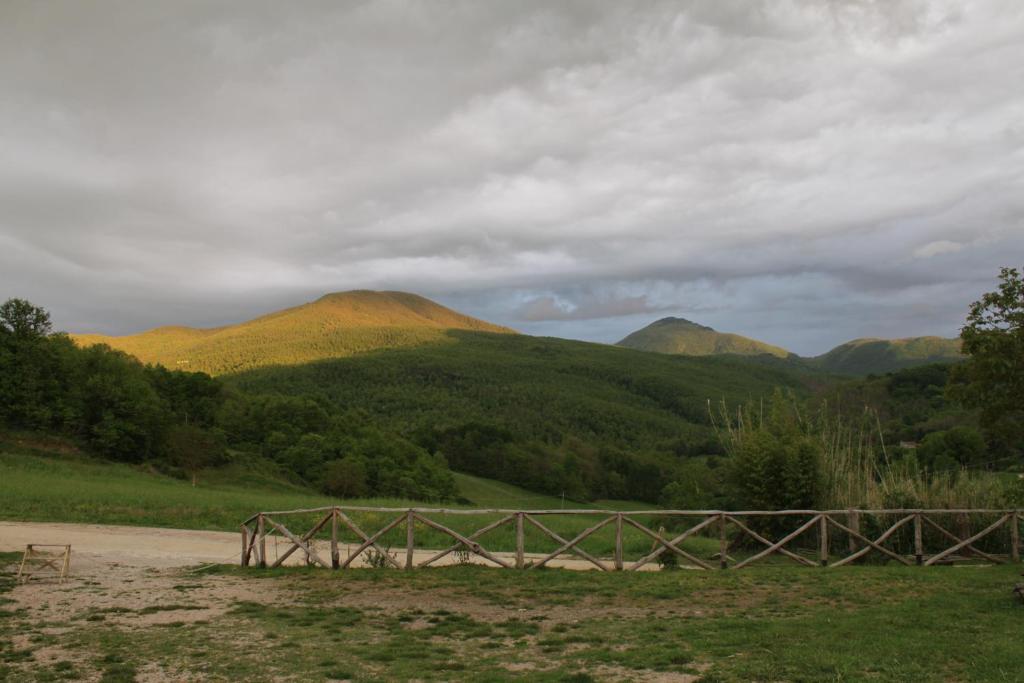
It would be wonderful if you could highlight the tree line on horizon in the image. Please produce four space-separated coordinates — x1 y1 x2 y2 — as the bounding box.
1 266 1021 509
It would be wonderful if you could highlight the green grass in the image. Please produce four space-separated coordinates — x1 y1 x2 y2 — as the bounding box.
453 472 652 512
3 557 1022 682
0 444 702 557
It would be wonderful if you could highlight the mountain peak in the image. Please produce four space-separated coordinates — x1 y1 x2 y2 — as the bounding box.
617 318 789 358
72 290 514 375
650 317 714 331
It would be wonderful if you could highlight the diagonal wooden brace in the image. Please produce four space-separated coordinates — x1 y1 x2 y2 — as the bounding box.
827 515 913 567
726 515 816 567
269 512 333 568
338 512 405 569
532 516 616 569
623 517 714 571
925 514 1009 566
733 515 822 569
629 515 718 571
524 515 608 571
413 513 512 568
419 514 515 567
921 515 1003 564
264 517 330 568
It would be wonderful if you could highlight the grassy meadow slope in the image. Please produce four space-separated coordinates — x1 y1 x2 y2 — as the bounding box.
228 330 809 454
812 336 962 375
72 290 515 375
0 433 650 525
617 317 791 358
0 436 688 558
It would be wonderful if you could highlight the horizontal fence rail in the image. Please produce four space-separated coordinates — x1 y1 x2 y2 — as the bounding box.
239 508 1022 571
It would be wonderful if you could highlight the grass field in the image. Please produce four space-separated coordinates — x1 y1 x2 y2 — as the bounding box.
2 553 1021 682
0 443 696 559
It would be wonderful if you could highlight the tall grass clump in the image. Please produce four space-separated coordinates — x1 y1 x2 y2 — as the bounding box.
712 389 1010 511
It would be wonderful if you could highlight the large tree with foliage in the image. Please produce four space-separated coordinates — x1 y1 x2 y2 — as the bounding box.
0 298 52 338
950 267 1024 451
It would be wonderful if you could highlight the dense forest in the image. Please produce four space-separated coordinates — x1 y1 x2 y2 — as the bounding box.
228 331 809 501
0 299 456 501
3 267 1022 510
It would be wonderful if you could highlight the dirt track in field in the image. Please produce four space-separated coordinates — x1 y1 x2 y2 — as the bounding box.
0 520 658 572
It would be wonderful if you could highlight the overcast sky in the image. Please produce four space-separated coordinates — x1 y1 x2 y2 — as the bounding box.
2 1 1022 355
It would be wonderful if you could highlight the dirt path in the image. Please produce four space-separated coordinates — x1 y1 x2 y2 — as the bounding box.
0 520 655 572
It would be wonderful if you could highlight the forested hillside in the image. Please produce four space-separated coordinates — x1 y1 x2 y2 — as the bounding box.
72 290 514 375
0 298 457 502
617 317 791 358
228 331 810 501
810 336 962 375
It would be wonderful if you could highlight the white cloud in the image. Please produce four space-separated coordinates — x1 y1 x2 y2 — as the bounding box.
914 240 964 259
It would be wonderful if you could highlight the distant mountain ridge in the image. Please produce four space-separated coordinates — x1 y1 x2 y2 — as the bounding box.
72 290 515 375
616 317 962 375
809 336 962 376
617 317 792 359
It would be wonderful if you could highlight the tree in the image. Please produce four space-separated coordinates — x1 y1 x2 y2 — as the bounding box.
950 267 1024 450
323 457 369 498
165 424 225 486
0 298 52 338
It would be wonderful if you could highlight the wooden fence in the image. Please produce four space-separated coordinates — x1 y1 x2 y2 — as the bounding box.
239 507 1022 571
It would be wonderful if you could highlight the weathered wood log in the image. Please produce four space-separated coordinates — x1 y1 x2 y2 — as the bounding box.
623 516 714 571
733 515 822 570
532 516 615 570
338 511 405 569
614 513 624 571
405 510 415 570
524 514 608 571
914 513 923 566
921 514 1002 564
719 513 728 569
819 515 828 566
245 522 260 566
256 506 1018 518
1010 511 1019 563
413 513 512 569
725 515 815 567
240 525 249 567
419 515 515 568
925 514 1010 566
257 514 266 568
515 512 525 570
827 514 913 567
265 516 330 568
331 509 339 569
848 509 859 555
268 512 333 568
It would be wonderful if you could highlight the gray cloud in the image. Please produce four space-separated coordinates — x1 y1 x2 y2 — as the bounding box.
1 0 1022 354
515 293 674 322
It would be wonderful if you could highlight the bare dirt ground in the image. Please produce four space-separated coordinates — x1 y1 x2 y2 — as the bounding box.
0 520 651 572
1 522 697 682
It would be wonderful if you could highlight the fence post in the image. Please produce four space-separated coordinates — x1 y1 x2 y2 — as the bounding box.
819 515 828 567
914 513 923 566
240 525 249 567
405 509 415 570
257 514 266 569
515 512 525 569
1011 511 1020 563
718 513 728 569
614 513 624 571
331 508 340 569
848 509 859 556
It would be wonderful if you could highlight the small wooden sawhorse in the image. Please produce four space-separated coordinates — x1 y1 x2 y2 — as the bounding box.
16 544 71 584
